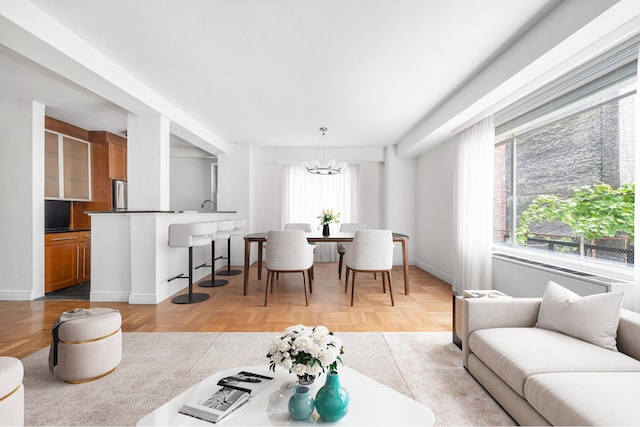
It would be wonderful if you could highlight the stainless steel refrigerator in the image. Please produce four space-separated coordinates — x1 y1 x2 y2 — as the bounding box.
112 179 128 211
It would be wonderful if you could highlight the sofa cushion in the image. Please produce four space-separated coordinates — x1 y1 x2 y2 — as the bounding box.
535 281 623 350
525 372 640 426
468 327 640 398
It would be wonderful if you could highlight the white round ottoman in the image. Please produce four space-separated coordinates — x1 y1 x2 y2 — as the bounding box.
0 356 24 426
50 308 122 384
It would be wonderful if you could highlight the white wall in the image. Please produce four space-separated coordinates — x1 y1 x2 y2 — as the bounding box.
252 160 283 233
217 144 251 265
385 145 416 265
170 157 215 211
0 100 45 300
415 137 457 284
358 162 384 229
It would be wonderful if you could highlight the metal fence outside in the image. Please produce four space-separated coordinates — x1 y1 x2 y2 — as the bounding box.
526 235 634 265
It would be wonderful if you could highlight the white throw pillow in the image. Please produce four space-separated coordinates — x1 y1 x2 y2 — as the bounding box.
535 281 623 351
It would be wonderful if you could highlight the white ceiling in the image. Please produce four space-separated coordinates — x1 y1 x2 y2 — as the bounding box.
0 0 613 153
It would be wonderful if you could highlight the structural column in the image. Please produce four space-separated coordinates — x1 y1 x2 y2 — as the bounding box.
126 114 171 302
0 100 45 300
126 114 171 210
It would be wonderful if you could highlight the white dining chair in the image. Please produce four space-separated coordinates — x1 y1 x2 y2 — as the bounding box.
336 223 367 279
344 230 395 306
283 223 316 278
283 223 313 232
264 230 315 306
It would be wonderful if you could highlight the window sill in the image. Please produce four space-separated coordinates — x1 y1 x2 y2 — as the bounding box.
492 244 634 284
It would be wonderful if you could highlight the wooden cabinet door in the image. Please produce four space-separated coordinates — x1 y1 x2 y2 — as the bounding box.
108 142 127 181
63 136 90 200
79 234 91 283
45 131 60 198
45 241 77 292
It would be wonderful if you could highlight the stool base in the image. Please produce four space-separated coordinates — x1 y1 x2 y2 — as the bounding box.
172 293 210 304
198 279 229 287
217 269 241 276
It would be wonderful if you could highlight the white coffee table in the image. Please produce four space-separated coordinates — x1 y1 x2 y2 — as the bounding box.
137 365 435 426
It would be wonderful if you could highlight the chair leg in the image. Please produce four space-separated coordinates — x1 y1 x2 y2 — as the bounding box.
264 270 272 306
302 272 308 306
338 253 344 279
350 271 357 306
270 271 276 293
308 268 313 293
381 270 386 293
387 271 394 306
344 267 350 293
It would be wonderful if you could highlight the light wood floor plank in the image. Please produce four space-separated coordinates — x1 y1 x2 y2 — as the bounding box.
0 262 453 358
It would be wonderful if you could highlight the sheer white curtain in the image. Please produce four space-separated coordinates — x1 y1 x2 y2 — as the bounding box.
282 164 359 261
453 116 495 295
635 44 640 312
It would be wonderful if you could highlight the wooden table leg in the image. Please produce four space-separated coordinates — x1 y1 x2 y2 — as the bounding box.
243 239 251 296
402 239 409 295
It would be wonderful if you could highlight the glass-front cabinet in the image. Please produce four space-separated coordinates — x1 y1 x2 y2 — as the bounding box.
45 130 91 200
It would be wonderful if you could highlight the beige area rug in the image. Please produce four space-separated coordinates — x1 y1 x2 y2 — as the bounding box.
21 332 515 426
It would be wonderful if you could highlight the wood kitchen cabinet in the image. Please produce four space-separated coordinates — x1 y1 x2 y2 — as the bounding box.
45 231 91 293
108 139 127 181
44 130 91 200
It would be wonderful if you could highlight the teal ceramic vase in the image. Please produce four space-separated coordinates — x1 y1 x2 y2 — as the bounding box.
288 386 315 420
315 371 349 422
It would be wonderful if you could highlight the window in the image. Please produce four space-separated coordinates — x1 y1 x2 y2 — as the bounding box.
493 41 637 269
284 164 359 260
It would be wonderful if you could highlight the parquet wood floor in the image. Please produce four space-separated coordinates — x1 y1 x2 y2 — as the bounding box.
0 262 453 359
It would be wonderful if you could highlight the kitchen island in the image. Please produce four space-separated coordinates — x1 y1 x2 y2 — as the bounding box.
88 210 238 304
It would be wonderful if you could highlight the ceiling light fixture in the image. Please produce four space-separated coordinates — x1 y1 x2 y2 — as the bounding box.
301 127 347 175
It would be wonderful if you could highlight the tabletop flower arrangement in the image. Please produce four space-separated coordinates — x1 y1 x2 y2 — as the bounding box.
266 324 344 385
318 209 341 236
317 209 341 227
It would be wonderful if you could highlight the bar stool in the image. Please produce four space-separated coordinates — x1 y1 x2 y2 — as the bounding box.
197 220 231 288
217 219 245 276
168 221 217 304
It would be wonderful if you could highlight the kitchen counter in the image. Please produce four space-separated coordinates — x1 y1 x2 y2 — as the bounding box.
88 210 242 304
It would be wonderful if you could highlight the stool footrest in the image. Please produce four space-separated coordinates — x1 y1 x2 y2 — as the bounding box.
168 273 187 282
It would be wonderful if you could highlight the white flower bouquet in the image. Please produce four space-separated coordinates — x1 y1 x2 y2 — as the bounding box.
266 324 344 378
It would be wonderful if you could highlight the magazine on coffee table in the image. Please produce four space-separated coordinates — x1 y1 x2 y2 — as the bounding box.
179 371 275 423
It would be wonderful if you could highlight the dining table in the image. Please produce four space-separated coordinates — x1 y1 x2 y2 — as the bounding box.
242 231 410 296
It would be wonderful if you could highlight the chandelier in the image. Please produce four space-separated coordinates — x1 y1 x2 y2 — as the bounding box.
301 127 347 175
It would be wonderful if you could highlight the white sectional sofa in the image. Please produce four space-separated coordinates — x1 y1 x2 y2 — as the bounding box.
461 282 640 426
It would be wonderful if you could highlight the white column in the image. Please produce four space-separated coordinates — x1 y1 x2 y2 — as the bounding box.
0 100 45 300
126 114 171 210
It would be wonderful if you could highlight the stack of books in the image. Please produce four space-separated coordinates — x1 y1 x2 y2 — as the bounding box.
179 371 275 423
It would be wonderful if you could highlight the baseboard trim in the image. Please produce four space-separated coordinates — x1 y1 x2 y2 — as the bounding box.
415 261 453 285
0 291 35 301
89 291 130 303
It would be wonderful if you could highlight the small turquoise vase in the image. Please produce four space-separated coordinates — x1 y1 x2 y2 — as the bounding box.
315 371 349 422
288 386 315 420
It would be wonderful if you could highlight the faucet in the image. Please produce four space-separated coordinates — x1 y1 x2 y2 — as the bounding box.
201 199 214 209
